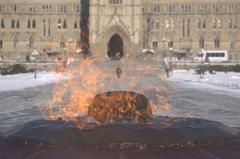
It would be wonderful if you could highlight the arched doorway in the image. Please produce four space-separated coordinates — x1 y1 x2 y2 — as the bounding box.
107 34 124 60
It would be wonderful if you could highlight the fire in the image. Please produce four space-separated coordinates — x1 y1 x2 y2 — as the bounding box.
41 47 174 125
43 58 107 121
88 91 152 123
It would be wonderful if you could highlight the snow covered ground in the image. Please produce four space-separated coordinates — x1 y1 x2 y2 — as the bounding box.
169 70 240 94
0 72 66 92
1 69 240 94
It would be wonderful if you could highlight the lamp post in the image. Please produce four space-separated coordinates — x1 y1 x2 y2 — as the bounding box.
32 49 39 79
200 49 204 79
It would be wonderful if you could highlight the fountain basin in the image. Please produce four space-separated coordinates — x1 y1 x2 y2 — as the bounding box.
5 116 238 148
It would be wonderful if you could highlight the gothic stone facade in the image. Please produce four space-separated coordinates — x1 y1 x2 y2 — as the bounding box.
0 0 240 61
0 0 81 60
89 0 143 58
142 0 240 61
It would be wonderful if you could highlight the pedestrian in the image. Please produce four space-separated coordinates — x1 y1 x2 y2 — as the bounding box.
163 56 171 77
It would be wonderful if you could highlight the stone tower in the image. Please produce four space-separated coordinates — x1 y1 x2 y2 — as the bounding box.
89 0 143 58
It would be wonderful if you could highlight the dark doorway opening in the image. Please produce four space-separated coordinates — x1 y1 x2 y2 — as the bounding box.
107 34 124 60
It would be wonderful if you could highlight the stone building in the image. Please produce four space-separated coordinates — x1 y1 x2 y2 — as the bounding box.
142 0 240 61
0 0 240 61
0 0 82 60
89 0 143 58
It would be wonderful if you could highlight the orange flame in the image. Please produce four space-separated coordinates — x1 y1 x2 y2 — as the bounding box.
41 46 175 125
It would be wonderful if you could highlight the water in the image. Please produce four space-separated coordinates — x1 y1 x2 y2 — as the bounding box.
165 82 240 127
0 59 240 138
1 78 240 137
0 85 53 135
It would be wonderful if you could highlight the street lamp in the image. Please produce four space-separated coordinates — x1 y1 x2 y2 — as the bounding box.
199 49 204 79
32 49 39 79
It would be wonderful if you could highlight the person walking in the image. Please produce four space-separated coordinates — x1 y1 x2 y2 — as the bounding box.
163 56 171 77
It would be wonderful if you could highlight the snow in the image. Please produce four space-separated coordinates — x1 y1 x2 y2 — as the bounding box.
1 68 240 95
169 70 240 93
0 72 66 92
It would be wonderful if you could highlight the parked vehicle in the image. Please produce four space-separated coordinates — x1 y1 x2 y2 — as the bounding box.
194 50 228 62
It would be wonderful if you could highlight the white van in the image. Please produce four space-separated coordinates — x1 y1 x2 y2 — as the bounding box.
194 50 228 62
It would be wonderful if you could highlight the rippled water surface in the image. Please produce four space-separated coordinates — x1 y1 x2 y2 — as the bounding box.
1 60 240 137
1 81 240 137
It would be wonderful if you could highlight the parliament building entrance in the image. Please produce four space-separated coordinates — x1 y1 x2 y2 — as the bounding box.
107 34 124 60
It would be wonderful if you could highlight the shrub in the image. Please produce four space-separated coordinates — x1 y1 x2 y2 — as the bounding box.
195 64 240 74
1 64 34 75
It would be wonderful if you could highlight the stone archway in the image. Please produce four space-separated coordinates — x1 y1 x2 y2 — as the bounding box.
107 34 124 60
90 25 140 58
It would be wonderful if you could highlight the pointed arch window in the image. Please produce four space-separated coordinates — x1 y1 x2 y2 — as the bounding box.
170 19 175 28
32 19 36 29
197 19 201 29
214 36 220 48
199 36 205 48
182 18 185 37
165 18 174 29
48 19 51 37
57 18 62 29
187 18 190 37
74 20 78 29
0 40 3 48
229 18 237 29
29 36 34 48
60 36 65 48
213 18 221 29
16 19 20 28
213 19 217 29
152 36 158 48
233 19 237 29
13 36 18 48
168 41 174 48
43 19 46 37
165 19 170 29
230 37 236 49
152 41 158 48
229 18 233 29
63 19 67 29
213 4 222 13
202 19 207 29
1 19 4 28
218 19 221 28
73 4 80 13
11 19 15 28
150 20 154 29
197 18 207 29
27 19 31 29
156 20 160 29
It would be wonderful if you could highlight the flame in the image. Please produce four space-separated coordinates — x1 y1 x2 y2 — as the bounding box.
40 45 175 125
43 58 107 121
